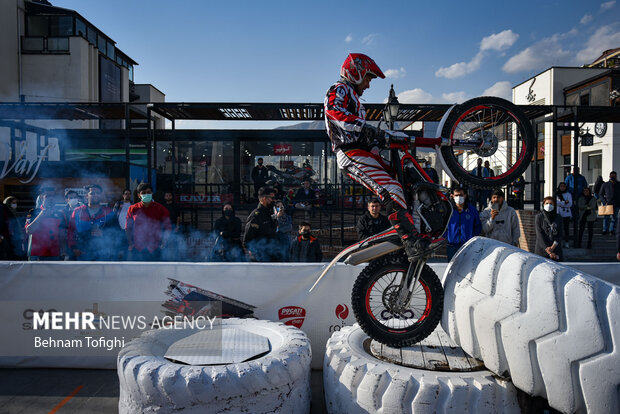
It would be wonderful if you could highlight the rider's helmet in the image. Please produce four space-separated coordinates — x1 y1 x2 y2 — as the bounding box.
340 53 385 85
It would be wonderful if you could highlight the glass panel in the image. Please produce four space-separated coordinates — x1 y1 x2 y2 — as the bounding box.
128 65 134 82
579 93 590 106
49 15 73 36
107 42 115 59
565 93 579 106
75 18 86 37
591 81 609 106
47 37 69 51
22 37 44 52
97 34 106 53
27 15 48 37
87 26 96 45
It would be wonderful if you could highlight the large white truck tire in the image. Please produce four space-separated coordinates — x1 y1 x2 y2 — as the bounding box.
324 324 520 413
442 236 620 414
118 318 312 413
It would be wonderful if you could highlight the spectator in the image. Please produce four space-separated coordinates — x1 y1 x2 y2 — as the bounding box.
555 182 573 248
211 202 244 262
470 158 489 211
599 171 620 236
68 184 117 261
593 175 604 200
444 187 482 261
289 222 323 262
510 175 525 210
275 200 293 260
113 189 133 260
3 197 26 259
483 161 495 206
535 196 563 261
63 190 81 218
24 186 67 261
480 189 520 246
356 197 390 240
251 158 269 200
0 202 10 260
423 160 439 184
577 187 598 249
125 183 171 261
244 186 281 262
163 191 181 233
293 179 316 219
564 166 588 200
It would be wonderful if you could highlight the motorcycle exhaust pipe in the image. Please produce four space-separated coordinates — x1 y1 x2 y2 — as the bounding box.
344 241 402 266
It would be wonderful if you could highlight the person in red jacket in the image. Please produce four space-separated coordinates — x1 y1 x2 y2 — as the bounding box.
68 184 117 260
125 183 171 261
324 53 430 260
24 186 67 261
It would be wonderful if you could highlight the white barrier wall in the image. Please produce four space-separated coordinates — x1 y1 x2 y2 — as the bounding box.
0 260 613 370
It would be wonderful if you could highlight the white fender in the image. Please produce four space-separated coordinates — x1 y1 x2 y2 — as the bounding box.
433 103 459 184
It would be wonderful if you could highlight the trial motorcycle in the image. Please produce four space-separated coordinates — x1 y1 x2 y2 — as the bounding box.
310 96 535 347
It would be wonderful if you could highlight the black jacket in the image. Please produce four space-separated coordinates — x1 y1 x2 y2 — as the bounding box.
534 211 563 261
289 235 322 262
356 211 391 240
251 165 269 186
600 180 620 207
244 203 280 261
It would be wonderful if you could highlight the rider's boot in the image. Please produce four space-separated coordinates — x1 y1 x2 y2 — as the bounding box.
388 209 432 261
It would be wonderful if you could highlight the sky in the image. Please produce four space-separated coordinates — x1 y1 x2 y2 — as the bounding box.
53 0 620 107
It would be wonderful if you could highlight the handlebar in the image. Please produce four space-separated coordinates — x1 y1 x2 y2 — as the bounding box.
384 130 410 144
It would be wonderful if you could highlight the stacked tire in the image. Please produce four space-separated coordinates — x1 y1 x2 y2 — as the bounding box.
442 237 620 414
118 318 312 414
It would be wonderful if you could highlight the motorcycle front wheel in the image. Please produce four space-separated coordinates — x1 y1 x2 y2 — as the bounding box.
440 96 535 189
351 255 443 347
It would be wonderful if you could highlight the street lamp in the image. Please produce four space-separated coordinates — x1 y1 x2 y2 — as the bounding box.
383 84 400 130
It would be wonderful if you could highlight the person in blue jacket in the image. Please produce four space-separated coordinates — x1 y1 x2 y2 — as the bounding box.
444 187 482 260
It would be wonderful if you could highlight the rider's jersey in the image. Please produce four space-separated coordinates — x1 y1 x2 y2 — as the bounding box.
324 79 367 151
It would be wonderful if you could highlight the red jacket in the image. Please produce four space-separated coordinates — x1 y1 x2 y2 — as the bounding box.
125 201 171 252
324 79 366 152
25 207 67 257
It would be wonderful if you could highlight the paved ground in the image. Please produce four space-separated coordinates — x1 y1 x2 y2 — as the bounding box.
0 368 325 413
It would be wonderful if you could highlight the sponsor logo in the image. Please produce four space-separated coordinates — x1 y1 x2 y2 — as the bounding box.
335 304 349 320
278 306 306 328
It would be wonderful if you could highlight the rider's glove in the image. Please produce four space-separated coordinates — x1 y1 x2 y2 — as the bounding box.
361 123 385 148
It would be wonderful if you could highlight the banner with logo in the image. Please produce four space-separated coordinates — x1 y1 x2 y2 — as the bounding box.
1 261 607 370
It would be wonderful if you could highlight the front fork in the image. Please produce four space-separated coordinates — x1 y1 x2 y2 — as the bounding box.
394 259 426 311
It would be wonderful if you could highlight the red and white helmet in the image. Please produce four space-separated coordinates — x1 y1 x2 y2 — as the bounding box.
340 53 385 85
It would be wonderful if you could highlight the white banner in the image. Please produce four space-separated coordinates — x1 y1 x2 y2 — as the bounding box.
0 261 611 369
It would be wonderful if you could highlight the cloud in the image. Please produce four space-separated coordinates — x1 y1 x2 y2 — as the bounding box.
482 81 513 100
503 34 571 73
397 88 435 104
575 24 620 63
384 67 406 78
601 1 615 11
480 30 519 51
344 34 353 43
436 30 518 78
441 91 468 103
435 51 484 79
362 33 378 46
580 14 593 25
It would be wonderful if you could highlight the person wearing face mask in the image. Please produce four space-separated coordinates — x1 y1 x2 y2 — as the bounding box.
125 183 171 261
423 160 439 184
443 187 482 261
289 222 322 262
577 187 598 249
535 196 563 261
68 184 116 261
2 197 26 260
555 182 573 248
211 203 244 262
243 186 280 262
599 171 620 236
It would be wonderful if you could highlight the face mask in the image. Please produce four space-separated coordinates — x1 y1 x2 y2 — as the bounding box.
141 193 153 203
543 203 554 212
454 196 465 205
223 210 233 217
10 203 17 210
68 198 78 208
300 231 310 238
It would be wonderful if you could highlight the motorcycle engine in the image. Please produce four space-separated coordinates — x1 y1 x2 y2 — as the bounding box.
415 188 452 235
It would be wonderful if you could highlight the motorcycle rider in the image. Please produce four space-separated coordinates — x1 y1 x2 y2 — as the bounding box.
324 53 431 259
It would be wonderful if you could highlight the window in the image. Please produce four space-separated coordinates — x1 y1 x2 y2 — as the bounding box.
47 37 69 51
566 93 579 106
107 42 115 59
87 26 96 45
97 34 106 53
591 82 609 106
75 18 86 37
128 65 134 82
579 93 590 106
22 37 44 51
49 15 73 36
26 15 48 36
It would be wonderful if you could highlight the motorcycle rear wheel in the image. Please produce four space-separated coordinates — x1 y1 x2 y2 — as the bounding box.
351 255 443 347
440 96 535 189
